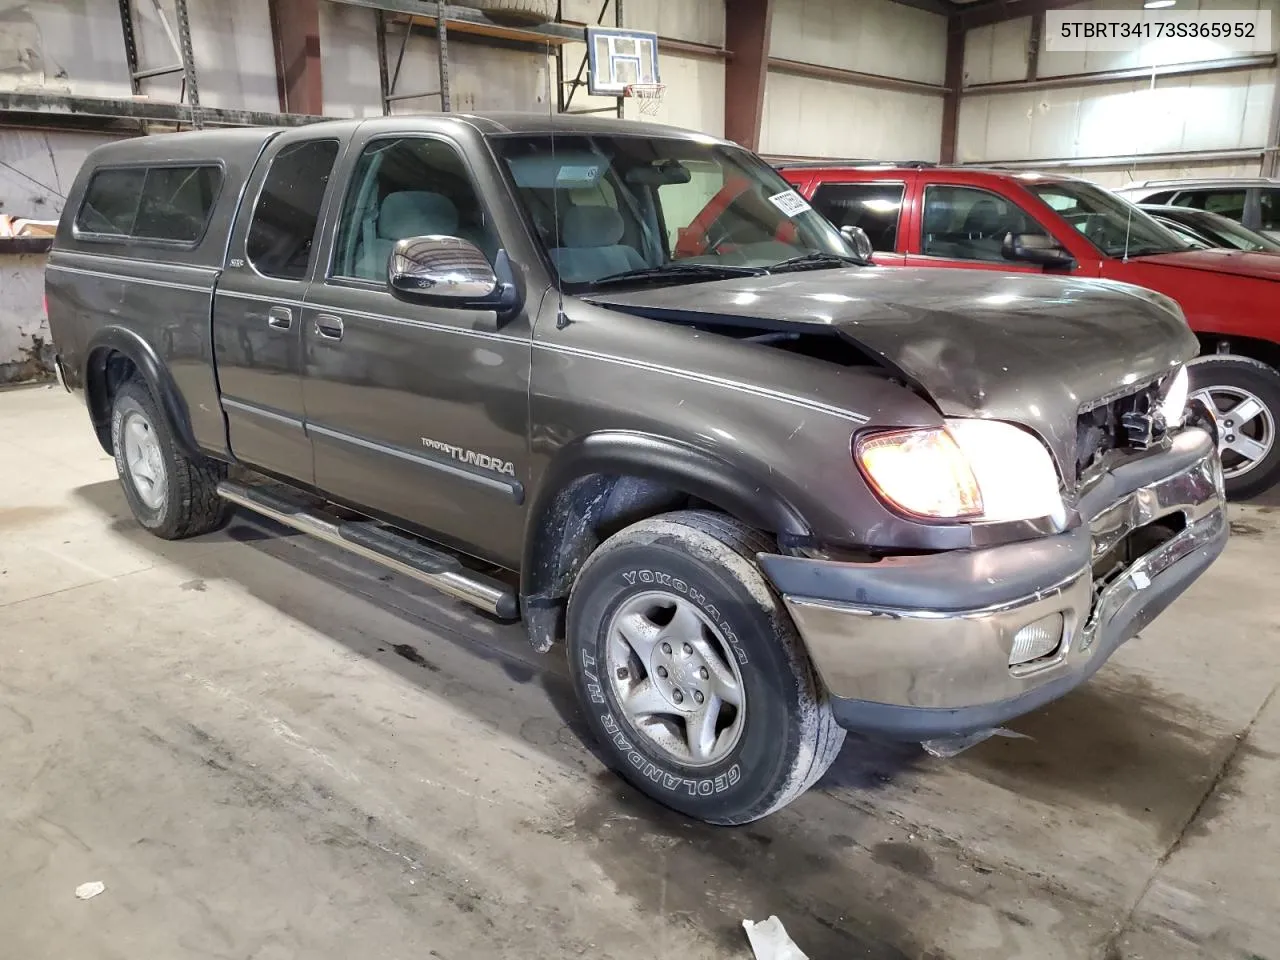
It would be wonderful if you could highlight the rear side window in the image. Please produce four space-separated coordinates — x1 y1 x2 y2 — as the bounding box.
247 139 340 281
811 182 905 252
1172 189 1246 222
76 165 221 243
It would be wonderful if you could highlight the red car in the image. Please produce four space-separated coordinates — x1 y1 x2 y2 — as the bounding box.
778 163 1280 498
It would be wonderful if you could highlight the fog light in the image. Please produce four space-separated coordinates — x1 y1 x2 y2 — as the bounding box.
1009 614 1064 666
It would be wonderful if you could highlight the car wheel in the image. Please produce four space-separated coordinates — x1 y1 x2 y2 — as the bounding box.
1188 356 1280 500
566 510 845 825
111 378 233 540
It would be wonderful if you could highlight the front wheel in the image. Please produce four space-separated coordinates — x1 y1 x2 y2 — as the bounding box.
1188 355 1280 500
566 510 845 825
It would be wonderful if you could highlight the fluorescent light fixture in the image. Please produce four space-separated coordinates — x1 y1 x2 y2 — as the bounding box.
1144 0 1176 8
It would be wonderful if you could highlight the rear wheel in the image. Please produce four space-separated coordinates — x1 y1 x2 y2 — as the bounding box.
566 510 845 825
1188 356 1280 500
111 379 233 540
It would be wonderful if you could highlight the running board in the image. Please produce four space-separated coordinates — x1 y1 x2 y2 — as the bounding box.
216 481 519 620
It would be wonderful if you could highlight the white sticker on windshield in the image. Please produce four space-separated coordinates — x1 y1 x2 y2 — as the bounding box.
768 189 812 218
557 164 601 184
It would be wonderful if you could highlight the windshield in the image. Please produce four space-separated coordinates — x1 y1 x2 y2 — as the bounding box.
1027 181 1190 258
1195 211 1280 252
491 134 852 289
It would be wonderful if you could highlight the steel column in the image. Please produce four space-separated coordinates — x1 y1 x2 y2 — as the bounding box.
940 19 964 164
375 9 390 114
269 0 325 115
117 0 143 94
172 0 202 127
723 0 774 150
438 1 452 112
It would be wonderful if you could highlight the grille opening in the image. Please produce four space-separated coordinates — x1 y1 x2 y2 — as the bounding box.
1076 382 1163 478
1090 513 1187 598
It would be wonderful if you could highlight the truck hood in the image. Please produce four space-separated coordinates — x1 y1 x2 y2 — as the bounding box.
1128 248 1280 281
586 267 1198 480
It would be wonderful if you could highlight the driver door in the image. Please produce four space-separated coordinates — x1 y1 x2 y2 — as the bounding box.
298 131 533 568
904 183 1060 273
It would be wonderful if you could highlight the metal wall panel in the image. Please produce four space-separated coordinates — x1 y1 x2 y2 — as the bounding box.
963 18 1031 86
959 69 1274 162
770 0 947 86
761 69 944 160
317 1 383 118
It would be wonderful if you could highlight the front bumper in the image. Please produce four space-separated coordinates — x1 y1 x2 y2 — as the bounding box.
759 428 1227 740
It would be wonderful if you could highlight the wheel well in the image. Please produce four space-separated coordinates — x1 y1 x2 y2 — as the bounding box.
1196 333 1280 373
86 349 139 454
522 473 767 652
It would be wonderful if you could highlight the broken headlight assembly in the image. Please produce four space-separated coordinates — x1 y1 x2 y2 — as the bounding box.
856 419 1067 526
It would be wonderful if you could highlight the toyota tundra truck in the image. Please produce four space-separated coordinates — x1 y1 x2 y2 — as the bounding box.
45 114 1227 824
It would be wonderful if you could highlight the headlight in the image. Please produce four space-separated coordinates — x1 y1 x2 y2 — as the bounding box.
856 420 1065 525
1159 365 1189 427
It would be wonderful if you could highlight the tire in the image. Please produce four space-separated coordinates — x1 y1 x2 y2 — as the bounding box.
110 378 233 540
1188 355 1280 500
566 510 845 825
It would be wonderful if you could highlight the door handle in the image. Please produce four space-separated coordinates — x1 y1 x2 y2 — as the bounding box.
267 306 293 330
314 314 345 341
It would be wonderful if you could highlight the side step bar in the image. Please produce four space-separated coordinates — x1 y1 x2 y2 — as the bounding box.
216 481 519 620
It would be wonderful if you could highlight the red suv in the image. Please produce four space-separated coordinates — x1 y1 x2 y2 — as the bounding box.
779 163 1280 498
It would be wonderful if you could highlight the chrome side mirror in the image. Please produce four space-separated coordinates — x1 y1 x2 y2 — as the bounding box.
388 235 499 303
840 224 874 261
1001 232 1076 269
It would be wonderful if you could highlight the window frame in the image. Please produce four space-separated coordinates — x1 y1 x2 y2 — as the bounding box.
73 160 225 249
810 180 907 254
1255 187 1280 232
916 183 1052 264
325 133 505 289
243 137 343 284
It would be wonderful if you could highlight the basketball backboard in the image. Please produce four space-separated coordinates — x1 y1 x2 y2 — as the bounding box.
586 26 660 96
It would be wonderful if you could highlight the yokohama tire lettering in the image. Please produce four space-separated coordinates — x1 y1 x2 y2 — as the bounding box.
619 568 749 665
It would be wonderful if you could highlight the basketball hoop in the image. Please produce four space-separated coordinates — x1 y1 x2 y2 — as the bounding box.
625 83 666 117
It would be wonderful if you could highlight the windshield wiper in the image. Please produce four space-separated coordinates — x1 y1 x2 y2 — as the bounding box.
768 251 868 273
588 262 768 288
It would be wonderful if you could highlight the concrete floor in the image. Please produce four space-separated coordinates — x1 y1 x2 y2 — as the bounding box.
1 383 1278 960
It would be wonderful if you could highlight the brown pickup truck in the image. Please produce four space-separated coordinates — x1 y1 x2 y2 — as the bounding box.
46 113 1226 824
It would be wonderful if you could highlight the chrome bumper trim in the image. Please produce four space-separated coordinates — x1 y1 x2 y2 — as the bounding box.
781 439 1227 711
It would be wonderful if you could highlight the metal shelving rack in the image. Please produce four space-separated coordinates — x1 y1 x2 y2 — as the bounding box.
0 0 612 132
117 0 202 127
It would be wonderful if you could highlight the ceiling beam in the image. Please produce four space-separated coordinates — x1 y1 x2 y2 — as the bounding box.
955 0 1082 31
883 0 954 16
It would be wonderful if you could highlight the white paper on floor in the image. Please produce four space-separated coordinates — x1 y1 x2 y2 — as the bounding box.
75 881 106 900
743 915 809 960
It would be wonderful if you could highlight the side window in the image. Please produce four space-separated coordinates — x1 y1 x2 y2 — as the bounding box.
133 166 222 243
247 139 340 281
75 165 221 243
810 182 905 252
332 137 498 282
1141 190 1176 204
76 168 146 236
1258 189 1280 232
921 185 1042 262
1172 189 1246 222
